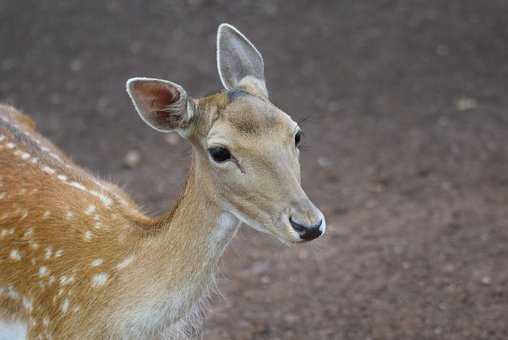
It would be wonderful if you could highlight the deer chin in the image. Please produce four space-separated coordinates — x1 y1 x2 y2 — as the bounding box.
224 206 302 244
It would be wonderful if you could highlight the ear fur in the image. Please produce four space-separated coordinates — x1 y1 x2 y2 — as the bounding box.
216 23 268 97
126 77 194 133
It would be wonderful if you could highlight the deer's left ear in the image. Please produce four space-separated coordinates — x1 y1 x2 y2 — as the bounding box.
217 23 268 98
126 77 194 133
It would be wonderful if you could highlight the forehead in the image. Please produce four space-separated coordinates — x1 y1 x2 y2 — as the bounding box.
218 90 295 135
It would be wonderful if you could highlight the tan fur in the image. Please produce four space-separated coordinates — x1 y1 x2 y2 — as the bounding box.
0 77 323 338
0 104 231 339
0 25 325 338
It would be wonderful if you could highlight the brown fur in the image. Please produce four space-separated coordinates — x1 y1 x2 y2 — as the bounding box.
0 82 322 340
0 105 227 339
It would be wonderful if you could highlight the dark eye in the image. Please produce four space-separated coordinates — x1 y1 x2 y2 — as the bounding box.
294 130 302 147
208 146 232 163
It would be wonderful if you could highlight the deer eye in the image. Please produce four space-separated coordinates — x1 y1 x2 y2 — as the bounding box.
294 130 302 147
208 146 232 163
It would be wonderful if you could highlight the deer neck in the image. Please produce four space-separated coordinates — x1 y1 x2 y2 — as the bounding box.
136 155 240 286
102 156 240 336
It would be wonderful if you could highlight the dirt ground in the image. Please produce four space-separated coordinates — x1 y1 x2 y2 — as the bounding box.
1 1 508 339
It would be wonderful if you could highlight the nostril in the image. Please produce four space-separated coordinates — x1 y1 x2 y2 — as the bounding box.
289 216 323 241
289 216 307 233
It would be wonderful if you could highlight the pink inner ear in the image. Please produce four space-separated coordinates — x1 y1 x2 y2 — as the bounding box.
132 81 180 113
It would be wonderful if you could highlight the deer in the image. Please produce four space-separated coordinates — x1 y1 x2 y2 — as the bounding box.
0 23 326 339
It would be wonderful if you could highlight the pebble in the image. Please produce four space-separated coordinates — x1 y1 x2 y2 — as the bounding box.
70 59 83 72
455 96 477 111
480 276 491 285
124 150 141 168
165 133 180 145
317 157 332 168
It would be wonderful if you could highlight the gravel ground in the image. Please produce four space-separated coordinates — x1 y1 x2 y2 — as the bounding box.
1 1 508 339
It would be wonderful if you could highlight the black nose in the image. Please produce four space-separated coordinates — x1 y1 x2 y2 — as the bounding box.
289 217 323 241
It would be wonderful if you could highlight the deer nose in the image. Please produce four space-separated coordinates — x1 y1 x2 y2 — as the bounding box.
289 216 324 241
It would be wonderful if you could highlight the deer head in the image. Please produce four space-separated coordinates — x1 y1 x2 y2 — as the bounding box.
126 24 325 243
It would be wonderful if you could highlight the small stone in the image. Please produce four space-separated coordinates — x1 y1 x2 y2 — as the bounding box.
480 276 491 285
455 97 477 111
165 133 180 146
248 261 271 275
284 313 299 324
443 264 455 273
124 150 141 168
70 59 83 72
317 157 332 168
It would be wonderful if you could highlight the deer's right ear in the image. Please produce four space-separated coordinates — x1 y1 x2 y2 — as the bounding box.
126 77 194 133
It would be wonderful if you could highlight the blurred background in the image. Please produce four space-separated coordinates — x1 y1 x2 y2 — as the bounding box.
1 1 507 339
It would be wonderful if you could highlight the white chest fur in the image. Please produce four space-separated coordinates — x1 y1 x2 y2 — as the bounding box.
115 212 240 339
0 320 26 340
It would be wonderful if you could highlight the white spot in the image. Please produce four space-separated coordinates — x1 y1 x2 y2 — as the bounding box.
85 204 96 215
61 298 70 314
0 192 5 200
90 258 104 267
9 249 21 261
59 275 75 286
6 286 19 300
6 142 15 149
90 190 112 207
20 152 30 160
38 266 49 277
44 247 53 260
23 228 33 238
42 318 49 327
70 181 87 191
84 230 93 241
91 273 109 288
31 157 38 164
48 275 56 285
65 211 74 220
42 210 51 219
55 249 64 258
0 135 4 141
57 174 68 182
73 306 80 313
116 255 135 270
42 166 56 175
29 241 39 250
22 297 33 311
19 209 28 220
0 229 8 238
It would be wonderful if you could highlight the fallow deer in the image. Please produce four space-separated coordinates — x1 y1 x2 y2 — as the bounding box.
0 23 326 339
